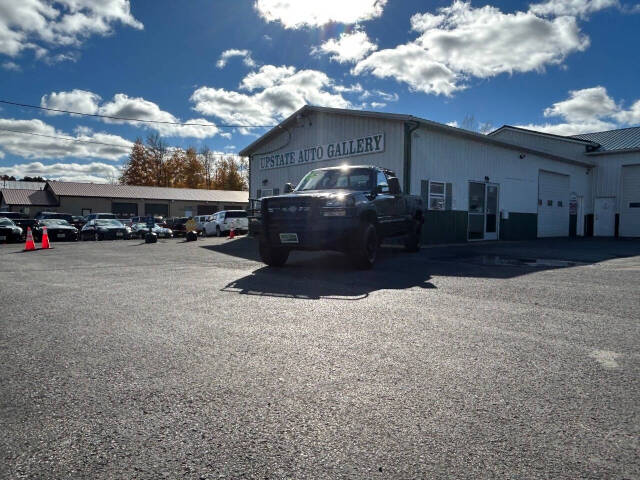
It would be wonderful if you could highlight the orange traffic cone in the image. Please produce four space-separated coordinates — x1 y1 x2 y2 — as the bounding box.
41 226 50 249
229 227 235 239
24 227 36 251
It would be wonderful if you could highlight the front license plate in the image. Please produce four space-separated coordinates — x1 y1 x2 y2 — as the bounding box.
279 233 299 244
116 232 123 237
57 233 65 238
0 235 6 241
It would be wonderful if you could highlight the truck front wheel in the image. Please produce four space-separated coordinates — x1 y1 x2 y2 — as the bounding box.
259 240 289 267
350 222 377 269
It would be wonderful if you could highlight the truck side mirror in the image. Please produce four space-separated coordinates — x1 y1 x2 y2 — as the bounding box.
388 177 401 195
284 183 294 194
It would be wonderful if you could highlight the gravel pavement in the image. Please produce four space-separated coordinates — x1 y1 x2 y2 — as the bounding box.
1 236 639 479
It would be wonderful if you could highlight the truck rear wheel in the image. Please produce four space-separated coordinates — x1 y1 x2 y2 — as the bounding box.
350 222 377 269
259 240 289 267
405 219 421 252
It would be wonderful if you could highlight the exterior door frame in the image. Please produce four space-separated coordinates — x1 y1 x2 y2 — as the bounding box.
468 181 500 241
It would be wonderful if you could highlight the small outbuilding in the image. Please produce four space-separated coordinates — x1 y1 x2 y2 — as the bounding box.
1 181 249 219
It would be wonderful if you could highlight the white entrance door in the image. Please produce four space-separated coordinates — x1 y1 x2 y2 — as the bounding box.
594 197 616 236
468 182 499 240
538 171 570 237
620 165 640 237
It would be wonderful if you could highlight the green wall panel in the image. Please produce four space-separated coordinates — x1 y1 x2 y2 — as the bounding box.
421 210 468 244
499 213 537 240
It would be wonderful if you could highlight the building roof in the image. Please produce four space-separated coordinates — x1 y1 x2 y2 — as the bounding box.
571 126 640 153
45 181 249 203
1 188 57 206
488 125 600 147
239 105 595 168
0 180 46 190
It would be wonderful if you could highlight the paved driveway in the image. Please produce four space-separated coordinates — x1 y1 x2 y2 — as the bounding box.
1 237 639 479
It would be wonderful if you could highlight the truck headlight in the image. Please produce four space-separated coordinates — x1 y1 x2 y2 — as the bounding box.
325 195 355 207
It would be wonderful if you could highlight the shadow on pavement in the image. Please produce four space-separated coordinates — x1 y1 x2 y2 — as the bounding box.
205 236 640 300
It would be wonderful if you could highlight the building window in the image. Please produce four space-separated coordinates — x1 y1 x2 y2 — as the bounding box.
260 188 273 198
630 202 640 208
429 181 446 210
558 200 563 207
81 208 92 216
547 200 553 206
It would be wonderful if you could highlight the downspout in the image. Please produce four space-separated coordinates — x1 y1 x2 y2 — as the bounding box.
403 120 420 194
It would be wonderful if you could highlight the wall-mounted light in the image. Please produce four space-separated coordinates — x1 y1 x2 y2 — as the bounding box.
519 153 526 159
484 176 490 182
262 178 269 185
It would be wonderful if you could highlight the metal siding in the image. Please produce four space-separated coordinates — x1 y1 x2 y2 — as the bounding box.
620 165 640 236
410 127 592 215
249 111 405 197
490 129 589 162
590 152 640 210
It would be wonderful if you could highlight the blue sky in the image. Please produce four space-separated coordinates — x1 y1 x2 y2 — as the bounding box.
0 0 639 182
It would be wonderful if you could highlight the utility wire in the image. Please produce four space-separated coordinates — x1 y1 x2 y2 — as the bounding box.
0 127 133 148
0 99 276 128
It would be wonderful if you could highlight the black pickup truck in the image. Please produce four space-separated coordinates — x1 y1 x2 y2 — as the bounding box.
257 165 424 269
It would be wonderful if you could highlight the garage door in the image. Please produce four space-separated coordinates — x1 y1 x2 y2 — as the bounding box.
538 171 570 237
620 165 640 237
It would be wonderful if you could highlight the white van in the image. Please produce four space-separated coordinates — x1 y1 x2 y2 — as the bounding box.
203 210 248 237
193 215 212 235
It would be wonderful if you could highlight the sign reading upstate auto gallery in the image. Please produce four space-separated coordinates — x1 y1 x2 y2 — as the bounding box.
259 133 385 170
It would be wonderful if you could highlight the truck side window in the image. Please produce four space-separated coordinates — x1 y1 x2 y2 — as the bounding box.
376 171 389 193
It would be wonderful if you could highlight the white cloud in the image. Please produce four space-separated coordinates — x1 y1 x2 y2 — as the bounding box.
517 86 640 135
353 1 593 96
543 86 618 122
353 43 461 96
41 88 101 115
0 117 131 161
0 150 5 158
191 65 354 129
98 93 220 138
0 161 121 183
529 0 619 18
39 90 221 139
370 102 386 109
254 0 387 28
446 121 459 127
216 49 256 68
1 61 20 71
0 0 142 58
313 29 377 63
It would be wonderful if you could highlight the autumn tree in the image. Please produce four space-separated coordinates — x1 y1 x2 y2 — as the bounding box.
212 155 247 191
200 146 214 189
120 139 156 186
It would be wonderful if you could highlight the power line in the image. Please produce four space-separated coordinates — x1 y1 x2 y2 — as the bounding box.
0 127 133 148
0 99 276 128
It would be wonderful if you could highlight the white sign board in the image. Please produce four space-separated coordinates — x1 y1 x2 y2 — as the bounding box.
258 133 384 170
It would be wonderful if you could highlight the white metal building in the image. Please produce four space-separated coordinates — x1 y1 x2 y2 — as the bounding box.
240 106 639 243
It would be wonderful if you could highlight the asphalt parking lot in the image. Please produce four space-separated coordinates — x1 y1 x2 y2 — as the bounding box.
1 236 639 479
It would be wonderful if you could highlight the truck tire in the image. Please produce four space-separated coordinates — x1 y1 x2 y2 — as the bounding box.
259 240 289 267
404 219 421 252
350 222 377 269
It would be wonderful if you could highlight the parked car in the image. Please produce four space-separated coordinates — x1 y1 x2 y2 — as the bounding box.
81 219 131 240
128 216 168 228
130 222 173 239
84 213 118 221
204 211 248 237
35 212 74 223
193 215 213 235
256 165 424 269
37 218 79 241
166 217 188 236
0 217 23 243
0 211 27 220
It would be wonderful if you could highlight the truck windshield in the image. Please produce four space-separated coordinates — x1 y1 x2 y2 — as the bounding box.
296 168 373 191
